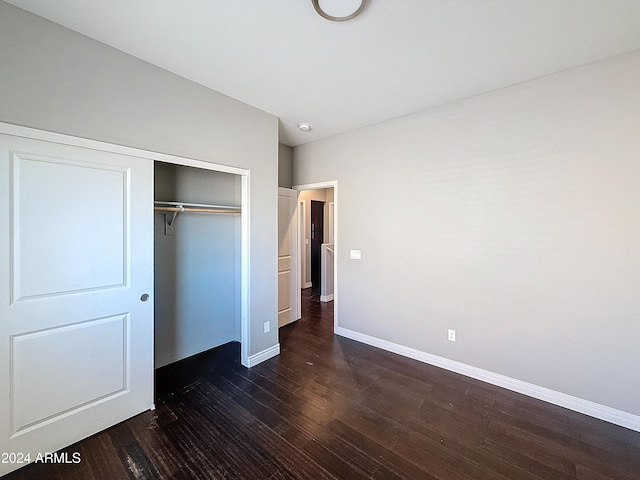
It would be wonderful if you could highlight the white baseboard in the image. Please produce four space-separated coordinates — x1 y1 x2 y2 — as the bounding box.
246 343 280 367
302 282 313 289
320 293 334 302
335 326 640 432
155 333 237 369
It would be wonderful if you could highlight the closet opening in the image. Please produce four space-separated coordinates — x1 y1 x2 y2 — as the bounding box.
153 160 249 394
294 182 337 328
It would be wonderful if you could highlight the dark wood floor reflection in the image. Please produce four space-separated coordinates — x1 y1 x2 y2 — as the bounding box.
7 289 640 479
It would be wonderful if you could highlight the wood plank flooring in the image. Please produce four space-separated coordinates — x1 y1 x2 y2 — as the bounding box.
6 289 640 479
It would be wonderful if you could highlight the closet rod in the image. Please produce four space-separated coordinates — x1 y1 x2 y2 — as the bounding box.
154 206 240 215
155 200 240 209
154 200 240 215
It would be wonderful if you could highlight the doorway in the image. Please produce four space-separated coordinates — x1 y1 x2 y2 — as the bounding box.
293 181 338 331
152 158 250 368
153 162 244 369
310 200 325 289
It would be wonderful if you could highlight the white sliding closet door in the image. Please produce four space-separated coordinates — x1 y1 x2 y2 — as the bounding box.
0 133 154 476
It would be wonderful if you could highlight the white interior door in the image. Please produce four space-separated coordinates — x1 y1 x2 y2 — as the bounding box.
0 133 154 475
278 188 298 327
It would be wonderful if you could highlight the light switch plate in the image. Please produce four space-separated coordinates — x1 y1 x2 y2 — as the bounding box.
350 250 362 260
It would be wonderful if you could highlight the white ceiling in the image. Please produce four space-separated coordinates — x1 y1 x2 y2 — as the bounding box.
6 0 640 146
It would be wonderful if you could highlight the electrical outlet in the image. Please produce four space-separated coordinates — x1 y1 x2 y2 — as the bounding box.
448 329 456 342
264 321 270 333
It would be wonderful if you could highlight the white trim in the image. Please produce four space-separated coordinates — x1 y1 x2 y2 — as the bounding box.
292 180 338 333
320 294 334 302
0 122 247 176
240 174 251 367
293 182 337 191
303 282 313 289
0 122 252 379
246 344 280 367
335 326 640 432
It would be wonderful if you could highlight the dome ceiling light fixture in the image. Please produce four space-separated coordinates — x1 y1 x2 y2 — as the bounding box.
312 0 368 22
298 123 312 132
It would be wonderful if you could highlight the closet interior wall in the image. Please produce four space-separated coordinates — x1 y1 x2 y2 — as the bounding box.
154 162 241 368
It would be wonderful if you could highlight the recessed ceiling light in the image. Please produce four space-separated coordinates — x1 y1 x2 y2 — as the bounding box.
298 123 311 132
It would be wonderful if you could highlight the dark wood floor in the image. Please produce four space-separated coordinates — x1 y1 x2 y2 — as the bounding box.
7 289 640 479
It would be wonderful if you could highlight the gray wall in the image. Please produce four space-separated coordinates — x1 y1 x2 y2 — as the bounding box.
278 143 293 188
0 3 279 357
154 163 240 367
294 50 640 416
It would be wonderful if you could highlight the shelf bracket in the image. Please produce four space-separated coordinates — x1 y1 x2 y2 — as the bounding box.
164 206 183 236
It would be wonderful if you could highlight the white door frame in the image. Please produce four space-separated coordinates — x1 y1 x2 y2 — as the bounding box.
0 122 252 368
292 181 338 332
